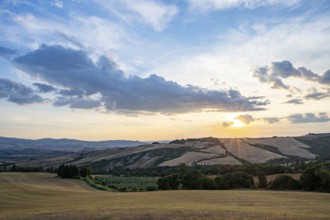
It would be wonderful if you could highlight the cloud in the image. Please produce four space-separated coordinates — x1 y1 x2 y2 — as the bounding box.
0 78 44 104
0 46 16 59
287 112 330 123
125 0 178 32
52 0 63 8
53 97 101 109
253 61 330 91
304 90 330 100
96 0 178 32
13 44 267 113
187 0 300 11
285 98 304 105
263 117 280 124
33 83 57 93
235 114 254 124
222 121 233 127
321 70 330 84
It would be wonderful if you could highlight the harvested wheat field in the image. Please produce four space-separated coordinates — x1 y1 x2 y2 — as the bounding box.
220 138 285 163
1 172 330 220
245 137 316 159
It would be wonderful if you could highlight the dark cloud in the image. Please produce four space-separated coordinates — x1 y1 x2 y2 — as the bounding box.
235 114 254 124
298 67 319 81
53 97 101 109
33 83 57 93
222 121 233 127
321 70 330 84
0 78 44 104
285 98 304 105
253 65 289 89
287 112 330 123
263 117 280 124
0 46 16 59
271 61 300 78
253 61 330 91
304 91 330 100
13 44 267 113
59 88 85 97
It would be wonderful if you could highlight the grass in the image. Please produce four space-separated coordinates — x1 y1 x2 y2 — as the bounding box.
92 175 158 191
1 172 330 220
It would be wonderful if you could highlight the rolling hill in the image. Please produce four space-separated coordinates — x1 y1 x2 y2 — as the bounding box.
1 133 329 170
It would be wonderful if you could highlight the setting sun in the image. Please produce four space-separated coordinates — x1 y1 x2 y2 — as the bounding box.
232 119 245 128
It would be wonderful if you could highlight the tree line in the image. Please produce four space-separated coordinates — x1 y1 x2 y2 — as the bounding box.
157 163 330 192
57 164 93 178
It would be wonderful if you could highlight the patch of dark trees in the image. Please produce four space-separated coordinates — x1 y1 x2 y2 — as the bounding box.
57 164 92 178
169 137 221 144
157 163 330 192
106 163 293 177
157 164 254 190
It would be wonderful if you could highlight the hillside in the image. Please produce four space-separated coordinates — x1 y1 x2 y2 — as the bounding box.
0 136 146 151
1 133 329 170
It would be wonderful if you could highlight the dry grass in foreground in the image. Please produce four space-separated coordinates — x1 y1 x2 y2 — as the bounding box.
1 172 330 220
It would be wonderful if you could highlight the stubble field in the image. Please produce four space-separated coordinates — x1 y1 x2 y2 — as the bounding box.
1 172 330 220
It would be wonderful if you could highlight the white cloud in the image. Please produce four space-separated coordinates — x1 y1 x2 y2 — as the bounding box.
95 0 178 32
187 0 300 11
125 0 178 32
52 0 63 8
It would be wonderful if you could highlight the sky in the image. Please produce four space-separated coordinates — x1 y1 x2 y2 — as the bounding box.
0 0 330 141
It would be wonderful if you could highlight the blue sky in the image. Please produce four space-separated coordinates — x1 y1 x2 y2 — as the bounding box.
0 0 330 140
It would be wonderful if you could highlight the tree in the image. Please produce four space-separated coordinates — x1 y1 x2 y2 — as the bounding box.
157 173 180 190
86 167 93 177
215 176 230 189
225 172 253 188
258 171 267 188
300 164 330 192
203 177 217 190
181 169 204 189
11 163 16 172
177 163 188 178
300 166 321 191
269 175 300 190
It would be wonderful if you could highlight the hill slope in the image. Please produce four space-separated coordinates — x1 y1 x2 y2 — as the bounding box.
1 134 329 169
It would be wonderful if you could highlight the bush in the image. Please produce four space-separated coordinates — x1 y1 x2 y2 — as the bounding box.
300 164 330 192
215 176 230 190
181 170 204 189
157 173 180 190
269 175 300 190
118 187 127 192
258 171 267 188
146 186 157 191
225 172 254 188
203 177 217 190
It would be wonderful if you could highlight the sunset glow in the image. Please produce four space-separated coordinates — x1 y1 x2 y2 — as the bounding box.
0 1 329 140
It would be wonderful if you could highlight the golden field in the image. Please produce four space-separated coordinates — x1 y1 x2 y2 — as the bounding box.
1 172 330 220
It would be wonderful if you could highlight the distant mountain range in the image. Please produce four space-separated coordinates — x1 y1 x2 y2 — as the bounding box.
0 136 146 151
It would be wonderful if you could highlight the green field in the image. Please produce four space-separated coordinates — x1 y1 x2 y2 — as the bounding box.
1 173 330 220
92 175 158 191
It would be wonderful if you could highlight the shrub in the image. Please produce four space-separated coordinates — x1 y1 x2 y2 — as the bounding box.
225 172 254 188
118 187 127 192
181 170 204 189
203 177 217 190
214 176 230 190
157 173 180 190
258 171 267 188
146 186 157 191
269 175 300 190
300 164 330 192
